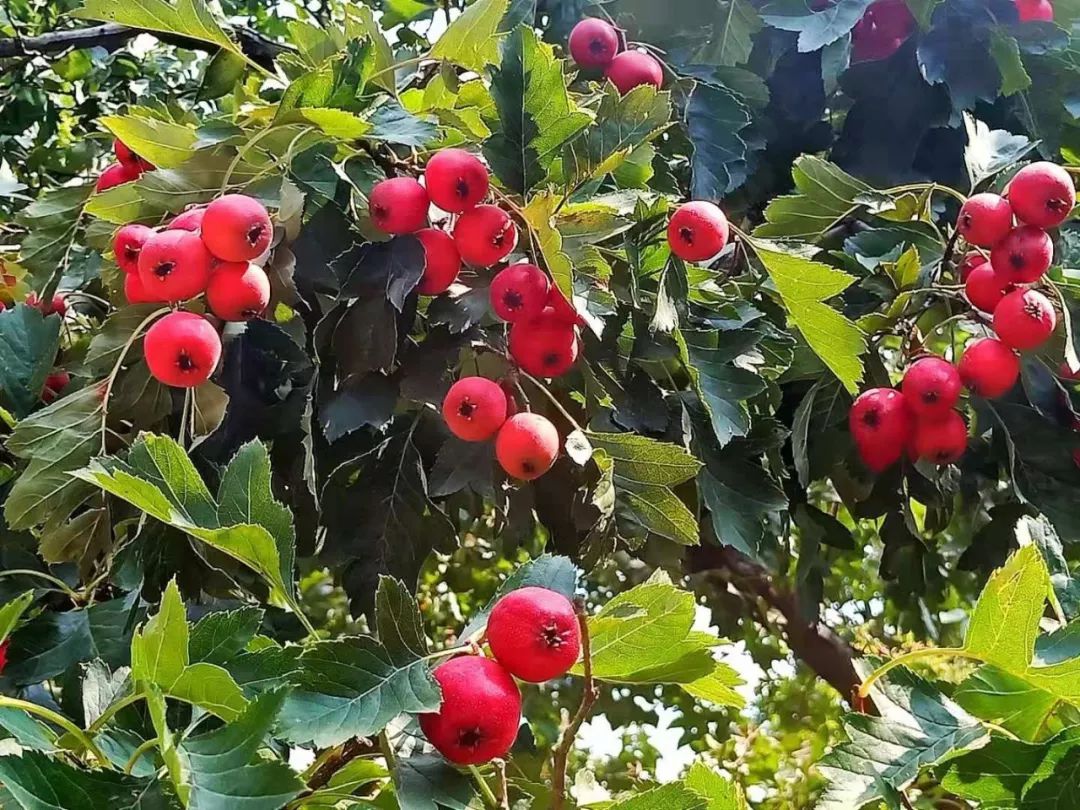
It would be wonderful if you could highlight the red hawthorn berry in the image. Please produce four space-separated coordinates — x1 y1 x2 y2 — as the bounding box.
990 225 1053 285
424 149 490 214
169 207 207 232
851 0 915 62
442 377 509 442
124 272 158 304
369 177 429 235
965 261 1012 313
993 288 1057 350
415 228 461 296
957 193 1014 248
205 261 271 322
95 162 140 192
26 292 67 317
957 337 1020 399
958 252 987 282
913 410 968 465
496 412 560 480
143 311 222 388
113 224 155 275
137 229 213 302
454 205 518 267
849 388 912 472
113 139 138 166
487 587 582 682
418 656 522 766
667 201 729 262
545 287 586 327
604 50 663 95
902 356 962 418
0 639 9 675
1059 362 1080 380
1016 0 1054 20
41 370 70 404
1007 161 1075 228
569 17 620 69
508 316 580 378
201 194 273 262
490 263 550 322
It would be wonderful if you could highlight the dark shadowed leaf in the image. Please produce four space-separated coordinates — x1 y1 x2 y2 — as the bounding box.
0 751 180 809
0 305 62 418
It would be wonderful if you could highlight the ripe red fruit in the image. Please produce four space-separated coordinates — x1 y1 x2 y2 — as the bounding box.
113 224 155 275
851 0 915 62
957 193 1013 248
143 311 222 388
169 207 206 232
1016 0 1054 21
206 262 271 321
990 225 1053 284
849 388 911 472
96 162 140 192
424 149 490 214
419 656 521 766
965 262 1011 313
1007 162 1075 228
667 201 729 262
0 639 8 675
201 194 273 262
569 17 620 69
454 205 518 267
496 413 560 480
958 252 987 282
957 337 1020 398
137 229 213 302
508 317 580 378
26 292 67 317
993 288 1057 350
41 370 70 404
114 139 138 166
490 263 550 322
604 50 663 95
369 177 429 235
913 410 968 465
415 228 461 295
545 287 585 327
902 356 962 418
487 587 581 682
442 377 508 442
124 272 158 304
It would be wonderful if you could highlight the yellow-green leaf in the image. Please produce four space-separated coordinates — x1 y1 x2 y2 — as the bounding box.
430 0 509 72
100 115 198 170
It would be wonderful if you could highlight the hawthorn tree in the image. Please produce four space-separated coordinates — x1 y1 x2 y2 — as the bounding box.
1 0 1080 808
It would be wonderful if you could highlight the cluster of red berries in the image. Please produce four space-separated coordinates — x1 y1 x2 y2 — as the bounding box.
568 17 663 95
421 587 581 765
96 139 155 192
111 193 275 388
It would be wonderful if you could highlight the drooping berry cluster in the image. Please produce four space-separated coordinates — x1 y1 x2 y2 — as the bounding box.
421 587 581 766
96 139 155 192
568 17 664 95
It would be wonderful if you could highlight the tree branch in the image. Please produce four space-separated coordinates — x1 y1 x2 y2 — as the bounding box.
551 600 598 810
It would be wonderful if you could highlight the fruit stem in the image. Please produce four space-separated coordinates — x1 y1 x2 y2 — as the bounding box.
0 568 80 601
493 759 510 810
519 371 585 433
123 736 159 774
550 601 598 810
101 307 170 454
469 765 499 809
883 182 968 206
0 696 110 765
857 646 971 698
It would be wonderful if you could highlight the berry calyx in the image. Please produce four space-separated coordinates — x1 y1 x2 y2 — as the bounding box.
958 252 987 282
418 656 522 766
454 205 518 267
487 587 582 682
913 410 968 465
169 207 206 232
415 228 461 296
1007 161 1075 228
965 261 1011 313
490 263 550 322
667 201 729 262
442 377 508 442
848 388 911 472
113 224 155 275
96 162 140 192
901 356 962 418
508 316 580 378
369 177 429 235
1016 0 1054 21
956 193 1014 248
143 311 222 388
206 262 271 321
604 50 663 95
124 272 158 304
424 149 490 214
137 229 213 302
993 288 1057 350
569 17 620 69
201 194 273 262
496 413 560 480
990 225 1053 285
957 337 1020 399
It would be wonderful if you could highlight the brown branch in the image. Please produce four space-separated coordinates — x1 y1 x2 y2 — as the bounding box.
305 737 379 792
551 600 598 810
493 759 510 810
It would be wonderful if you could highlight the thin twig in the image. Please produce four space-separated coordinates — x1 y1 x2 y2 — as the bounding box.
519 371 585 433
494 759 510 810
551 600 597 810
470 765 499 809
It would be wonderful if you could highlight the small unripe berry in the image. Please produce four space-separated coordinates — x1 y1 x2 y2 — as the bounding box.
424 149 490 214
487 587 581 682
201 194 273 262
849 388 911 472
169 207 206 232
965 262 1011 313
418 656 521 766
143 311 222 388
957 193 1014 247
113 224 155 275
1007 161 1075 228
508 316 579 378
1016 0 1054 21
993 288 1056 350
490 263 549 322
137 229 213 302
569 17 620 69
901 356 962 418
454 205 518 267
957 337 1019 398
496 412 560 480
124 272 158 304
369 177 429 235
958 252 987 282
415 228 461 295
442 377 508 441
913 410 968 465
990 225 1053 285
96 162 140 192
667 201 729 262
604 50 663 95
206 261 271 321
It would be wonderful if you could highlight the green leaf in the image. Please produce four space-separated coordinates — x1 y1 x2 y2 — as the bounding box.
0 592 33 644
585 432 702 487
685 761 749 808
523 191 575 298
699 0 763 67
483 25 590 193
759 0 876 52
618 481 701 546
429 0 509 72
0 751 180 809
462 554 579 637
131 580 188 690
0 305 62 418
100 114 197 170
395 754 476 810
608 784 708 810
990 30 1031 97
190 608 264 666
754 156 873 240
954 665 1061 741
941 730 1080 807
684 331 766 447
687 82 753 198
344 3 396 93
17 185 93 280
566 85 670 184
375 576 429 662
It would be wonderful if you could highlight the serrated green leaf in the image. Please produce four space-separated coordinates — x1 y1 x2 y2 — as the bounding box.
430 0 509 72
523 191 575 297
608 783 708 810
566 85 670 184
190 608 264 666
759 0 875 52
395 754 476 810
990 30 1031 98
100 115 197 169
16 185 93 280
755 156 873 240
954 665 1061 741
131 580 187 690
685 761 748 809
0 751 180 809
0 305 62 419
0 592 34 645
375 576 429 663
585 432 702 487
619 480 701 546
687 82 752 198
700 0 763 67
685 336 766 448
